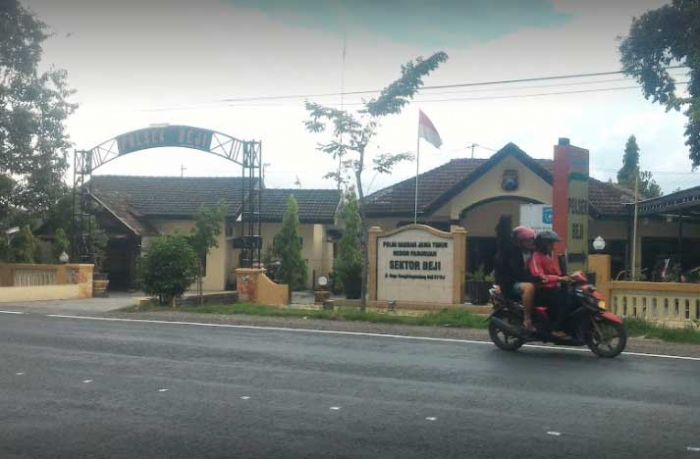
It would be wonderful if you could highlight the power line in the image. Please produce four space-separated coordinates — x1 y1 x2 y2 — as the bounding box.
142 66 688 112
221 66 688 102
594 167 698 176
214 81 690 108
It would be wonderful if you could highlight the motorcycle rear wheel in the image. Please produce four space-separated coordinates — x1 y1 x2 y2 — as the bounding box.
586 320 626 358
489 312 525 351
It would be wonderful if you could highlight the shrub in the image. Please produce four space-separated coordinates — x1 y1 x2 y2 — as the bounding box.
141 235 199 305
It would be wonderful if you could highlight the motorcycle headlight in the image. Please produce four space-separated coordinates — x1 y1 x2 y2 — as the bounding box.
598 300 607 310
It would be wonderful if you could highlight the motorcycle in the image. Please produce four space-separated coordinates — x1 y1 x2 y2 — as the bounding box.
487 271 627 358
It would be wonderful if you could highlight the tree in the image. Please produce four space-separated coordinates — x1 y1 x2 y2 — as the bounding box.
273 195 308 291
189 203 226 304
335 189 363 299
619 0 700 166
617 135 641 187
0 1 77 227
142 235 199 306
8 225 37 263
616 135 662 198
305 52 448 308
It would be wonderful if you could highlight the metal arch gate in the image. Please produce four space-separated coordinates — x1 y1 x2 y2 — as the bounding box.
72 124 262 268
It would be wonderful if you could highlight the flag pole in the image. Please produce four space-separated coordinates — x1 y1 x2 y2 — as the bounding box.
414 133 420 224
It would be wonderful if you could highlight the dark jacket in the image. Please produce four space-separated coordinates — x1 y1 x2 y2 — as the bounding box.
494 245 539 294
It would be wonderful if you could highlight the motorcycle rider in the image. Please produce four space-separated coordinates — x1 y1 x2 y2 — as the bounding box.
528 230 573 339
494 220 539 332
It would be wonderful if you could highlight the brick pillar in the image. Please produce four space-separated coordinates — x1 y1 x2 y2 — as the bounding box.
553 138 590 272
451 225 467 304
367 226 382 301
588 254 611 301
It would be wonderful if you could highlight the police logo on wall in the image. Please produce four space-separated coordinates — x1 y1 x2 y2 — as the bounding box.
501 169 519 191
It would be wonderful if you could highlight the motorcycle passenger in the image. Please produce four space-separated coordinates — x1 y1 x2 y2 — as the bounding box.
528 230 573 339
494 222 539 332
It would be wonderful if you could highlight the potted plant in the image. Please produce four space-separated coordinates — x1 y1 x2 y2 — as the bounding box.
467 265 493 305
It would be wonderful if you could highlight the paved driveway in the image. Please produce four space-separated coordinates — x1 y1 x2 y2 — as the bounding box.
0 292 139 314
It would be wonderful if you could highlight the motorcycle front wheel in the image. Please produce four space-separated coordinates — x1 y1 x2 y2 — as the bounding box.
488 311 525 351
586 319 627 358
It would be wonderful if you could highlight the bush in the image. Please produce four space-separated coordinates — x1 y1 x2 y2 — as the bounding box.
141 235 199 305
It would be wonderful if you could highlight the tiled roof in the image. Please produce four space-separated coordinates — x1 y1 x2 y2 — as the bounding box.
259 189 341 223
364 143 634 218
365 158 489 216
89 176 340 234
90 175 250 218
588 180 635 217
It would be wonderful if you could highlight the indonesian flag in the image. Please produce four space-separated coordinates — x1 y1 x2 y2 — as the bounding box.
418 110 442 149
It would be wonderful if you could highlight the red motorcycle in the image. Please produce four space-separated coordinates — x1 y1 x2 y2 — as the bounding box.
488 272 627 358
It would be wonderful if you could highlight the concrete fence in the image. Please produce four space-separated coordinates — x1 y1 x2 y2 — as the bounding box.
0 263 94 303
589 255 700 329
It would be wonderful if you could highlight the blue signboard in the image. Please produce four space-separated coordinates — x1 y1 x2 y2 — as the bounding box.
542 207 553 225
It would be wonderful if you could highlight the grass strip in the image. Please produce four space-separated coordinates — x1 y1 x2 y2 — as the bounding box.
124 303 700 344
126 303 488 329
624 318 700 345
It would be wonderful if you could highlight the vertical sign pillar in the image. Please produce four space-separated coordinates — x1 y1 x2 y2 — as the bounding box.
552 138 589 272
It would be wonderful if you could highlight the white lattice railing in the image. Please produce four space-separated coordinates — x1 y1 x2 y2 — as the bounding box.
13 269 57 287
610 281 700 327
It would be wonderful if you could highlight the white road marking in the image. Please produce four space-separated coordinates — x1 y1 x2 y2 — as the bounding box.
425 417 437 421
15 372 24 376
0 310 23 315
329 406 341 411
547 431 561 436
240 396 250 400
45 314 700 362
158 388 168 392
688 446 700 452
82 379 93 384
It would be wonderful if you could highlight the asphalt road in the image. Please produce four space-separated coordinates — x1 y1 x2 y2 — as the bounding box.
0 313 698 459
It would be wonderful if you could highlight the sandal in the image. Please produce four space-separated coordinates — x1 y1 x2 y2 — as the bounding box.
551 330 571 340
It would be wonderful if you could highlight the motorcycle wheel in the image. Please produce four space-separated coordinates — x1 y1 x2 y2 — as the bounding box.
586 320 627 358
489 312 525 351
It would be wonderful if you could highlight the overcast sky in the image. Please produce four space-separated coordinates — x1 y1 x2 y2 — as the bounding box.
24 0 696 194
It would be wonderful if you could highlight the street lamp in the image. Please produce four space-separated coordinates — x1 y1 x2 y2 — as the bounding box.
593 236 606 253
59 251 70 264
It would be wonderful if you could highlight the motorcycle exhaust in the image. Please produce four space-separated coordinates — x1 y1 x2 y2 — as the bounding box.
490 316 527 339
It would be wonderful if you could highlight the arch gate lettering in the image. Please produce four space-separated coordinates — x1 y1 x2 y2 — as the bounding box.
72 124 262 267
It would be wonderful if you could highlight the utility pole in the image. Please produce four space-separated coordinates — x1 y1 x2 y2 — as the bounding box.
467 143 477 159
180 164 186 177
631 167 639 280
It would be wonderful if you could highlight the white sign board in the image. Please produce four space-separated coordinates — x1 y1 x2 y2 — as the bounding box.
376 228 454 303
520 204 553 233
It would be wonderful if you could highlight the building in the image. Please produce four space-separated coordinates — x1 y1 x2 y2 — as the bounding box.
90 141 700 292
364 142 700 278
90 176 341 291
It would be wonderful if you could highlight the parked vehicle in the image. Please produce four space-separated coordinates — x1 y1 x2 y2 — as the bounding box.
487 271 627 358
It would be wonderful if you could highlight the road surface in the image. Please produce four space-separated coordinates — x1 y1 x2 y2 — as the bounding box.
0 312 698 458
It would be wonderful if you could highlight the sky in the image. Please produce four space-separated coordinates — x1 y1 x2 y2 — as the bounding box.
23 0 697 194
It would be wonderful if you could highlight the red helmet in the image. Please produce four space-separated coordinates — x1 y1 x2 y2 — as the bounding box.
512 226 536 241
